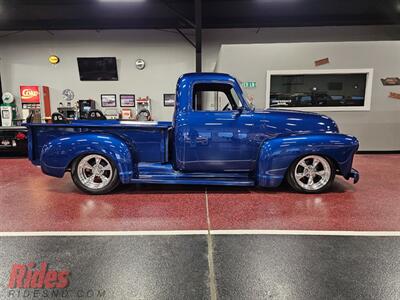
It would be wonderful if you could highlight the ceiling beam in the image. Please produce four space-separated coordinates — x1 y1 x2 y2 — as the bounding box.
195 0 202 72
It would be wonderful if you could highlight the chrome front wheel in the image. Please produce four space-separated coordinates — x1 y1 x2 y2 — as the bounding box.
288 155 335 193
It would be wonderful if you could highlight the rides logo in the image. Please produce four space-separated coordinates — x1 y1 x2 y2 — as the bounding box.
20 86 40 104
8 262 70 289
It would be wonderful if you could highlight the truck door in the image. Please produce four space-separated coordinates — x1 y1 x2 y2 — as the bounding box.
176 82 256 173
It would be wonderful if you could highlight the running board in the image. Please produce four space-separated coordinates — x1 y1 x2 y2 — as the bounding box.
130 177 255 186
133 162 255 186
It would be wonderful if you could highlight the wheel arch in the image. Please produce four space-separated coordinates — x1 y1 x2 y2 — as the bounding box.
68 150 117 172
40 133 137 183
256 133 358 187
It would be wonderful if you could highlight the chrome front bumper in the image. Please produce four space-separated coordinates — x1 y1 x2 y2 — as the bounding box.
348 168 360 184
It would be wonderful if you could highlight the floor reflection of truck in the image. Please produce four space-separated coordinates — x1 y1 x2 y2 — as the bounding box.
26 73 359 194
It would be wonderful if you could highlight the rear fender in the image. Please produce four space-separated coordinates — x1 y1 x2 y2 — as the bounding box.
257 133 359 187
40 133 137 184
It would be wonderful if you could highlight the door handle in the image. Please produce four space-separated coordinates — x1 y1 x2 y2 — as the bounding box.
196 136 209 145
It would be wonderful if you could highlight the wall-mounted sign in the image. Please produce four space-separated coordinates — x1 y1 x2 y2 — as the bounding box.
48 55 60 65
388 92 400 100
20 86 40 104
381 77 400 86
120 94 135 107
314 58 330 67
241 81 256 88
101 94 117 107
163 94 176 107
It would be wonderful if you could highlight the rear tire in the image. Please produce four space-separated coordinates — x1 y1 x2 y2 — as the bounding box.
71 154 120 195
287 155 335 194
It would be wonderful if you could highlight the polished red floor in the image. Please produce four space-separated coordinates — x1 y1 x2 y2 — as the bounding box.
0 154 399 232
208 154 400 231
0 158 208 231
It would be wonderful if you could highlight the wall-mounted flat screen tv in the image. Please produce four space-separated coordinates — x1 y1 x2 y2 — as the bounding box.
77 57 118 81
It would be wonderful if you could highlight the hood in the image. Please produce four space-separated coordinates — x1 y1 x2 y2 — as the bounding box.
253 108 339 135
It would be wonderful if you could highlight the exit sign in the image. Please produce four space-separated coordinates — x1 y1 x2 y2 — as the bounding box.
241 81 256 88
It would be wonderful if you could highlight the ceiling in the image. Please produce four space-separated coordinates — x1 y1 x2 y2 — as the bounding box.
0 0 399 31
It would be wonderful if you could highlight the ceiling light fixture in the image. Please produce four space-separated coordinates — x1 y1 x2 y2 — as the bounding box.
98 0 145 2
257 0 297 2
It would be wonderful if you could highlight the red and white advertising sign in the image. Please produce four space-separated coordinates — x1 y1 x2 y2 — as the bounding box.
20 86 40 104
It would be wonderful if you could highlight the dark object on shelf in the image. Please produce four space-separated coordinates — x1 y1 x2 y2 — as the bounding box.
57 107 76 119
25 111 34 123
25 110 41 123
136 108 152 121
78 100 96 119
51 112 69 124
87 109 107 120
77 57 118 81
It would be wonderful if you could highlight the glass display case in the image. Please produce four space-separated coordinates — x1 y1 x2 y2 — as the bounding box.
266 69 373 111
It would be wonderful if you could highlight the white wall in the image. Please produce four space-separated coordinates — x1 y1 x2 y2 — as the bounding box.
215 42 400 151
203 25 400 71
1 26 400 149
0 30 194 121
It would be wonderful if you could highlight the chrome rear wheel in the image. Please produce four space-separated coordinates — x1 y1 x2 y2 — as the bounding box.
72 154 120 194
77 154 113 190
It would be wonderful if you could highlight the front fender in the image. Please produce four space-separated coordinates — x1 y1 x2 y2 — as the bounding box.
257 133 359 187
40 133 136 184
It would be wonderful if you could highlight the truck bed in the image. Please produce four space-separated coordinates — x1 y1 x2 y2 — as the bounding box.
26 120 172 165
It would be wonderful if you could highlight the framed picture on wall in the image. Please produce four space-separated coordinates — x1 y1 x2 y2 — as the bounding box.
120 94 135 107
101 94 117 107
163 94 176 107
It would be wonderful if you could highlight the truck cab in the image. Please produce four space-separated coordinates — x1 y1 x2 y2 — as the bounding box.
26 73 359 194
174 73 257 173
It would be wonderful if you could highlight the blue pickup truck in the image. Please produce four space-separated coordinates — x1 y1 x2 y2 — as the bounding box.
26 73 359 194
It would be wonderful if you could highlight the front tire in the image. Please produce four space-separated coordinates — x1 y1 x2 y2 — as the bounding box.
287 155 335 193
71 154 120 195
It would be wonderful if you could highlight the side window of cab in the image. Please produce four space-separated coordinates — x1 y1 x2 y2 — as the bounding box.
192 83 242 112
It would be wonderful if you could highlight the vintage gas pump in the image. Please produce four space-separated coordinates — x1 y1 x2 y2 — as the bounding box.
0 92 17 126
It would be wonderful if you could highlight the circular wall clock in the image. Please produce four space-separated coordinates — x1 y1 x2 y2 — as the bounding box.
49 55 60 65
62 89 75 101
135 59 145 70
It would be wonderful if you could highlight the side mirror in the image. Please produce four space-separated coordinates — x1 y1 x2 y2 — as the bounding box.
233 107 244 117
